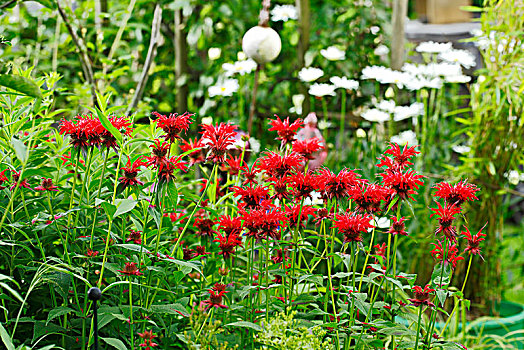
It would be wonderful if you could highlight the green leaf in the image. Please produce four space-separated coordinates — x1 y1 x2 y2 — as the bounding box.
150 303 189 317
46 306 75 325
11 137 28 164
0 323 15 350
96 199 117 219
114 199 137 218
28 0 56 9
436 289 448 307
0 282 22 303
90 107 123 145
0 74 42 99
102 337 128 350
225 321 262 332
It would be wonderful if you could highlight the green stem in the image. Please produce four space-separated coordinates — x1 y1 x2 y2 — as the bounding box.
414 306 424 350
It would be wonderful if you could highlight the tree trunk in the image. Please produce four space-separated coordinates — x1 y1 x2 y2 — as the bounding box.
390 0 408 70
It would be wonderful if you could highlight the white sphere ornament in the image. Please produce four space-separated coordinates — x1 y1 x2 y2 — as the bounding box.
242 26 282 64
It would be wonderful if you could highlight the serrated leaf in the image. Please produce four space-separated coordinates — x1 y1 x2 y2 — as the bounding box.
46 306 75 325
0 74 42 99
102 337 128 350
11 137 27 164
225 321 262 332
150 303 189 317
114 199 137 218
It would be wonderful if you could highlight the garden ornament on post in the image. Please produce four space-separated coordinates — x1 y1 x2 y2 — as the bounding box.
88 287 102 350
242 0 282 134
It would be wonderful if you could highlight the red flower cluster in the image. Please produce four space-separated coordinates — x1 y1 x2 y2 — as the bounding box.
138 330 158 349
200 123 237 163
433 180 479 207
119 157 147 189
153 111 193 143
118 262 143 276
408 285 435 308
462 223 487 259
202 283 229 309
333 212 374 243
268 115 303 147
430 240 464 270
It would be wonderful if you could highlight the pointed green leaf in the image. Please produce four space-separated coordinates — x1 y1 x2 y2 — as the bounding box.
114 199 137 218
46 306 76 325
11 137 28 164
0 323 15 350
102 337 128 350
0 74 42 99
225 321 262 332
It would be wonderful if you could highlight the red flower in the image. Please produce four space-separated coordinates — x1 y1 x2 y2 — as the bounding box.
146 139 170 170
316 167 363 200
200 123 237 163
217 215 242 237
0 169 9 189
408 285 435 307
194 213 217 238
194 245 211 257
257 151 303 178
271 248 289 264
158 156 188 183
380 169 424 201
183 247 196 260
138 329 158 349
59 115 103 149
289 171 321 200
462 223 487 259
119 157 147 189
221 155 243 176
180 137 205 165
268 115 303 147
35 178 59 191
431 240 464 270
284 204 316 228
269 176 292 201
433 180 479 207
240 208 288 241
86 249 99 257
332 212 374 243
389 217 408 236
430 202 461 242
231 185 269 209
378 142 420 169
153 111 193 143
118 262 143 276
126 229 142 244
202 289 228 310
349 183 390 214
240 162 258 186
292 137 324 160
10 171 31 190
214 232 243 260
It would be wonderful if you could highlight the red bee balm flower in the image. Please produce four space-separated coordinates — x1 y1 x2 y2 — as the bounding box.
257 151 303 178
214 232 243 260
59 115 103 149
126 230 142 245
431 240 464 270
240 162 258 186
10 171 31 190
430 202 461 242
119 157 147 189
433 180 479 207
349 183 390 214
268 115 303 147
389 217 408 236
157 156 188 183
462 223 487 259
117 262 143 276
292 137 324 160
153 111 193 143
138 330 158 349
380 169 424 201
231 185 269 209
217 215 242 237
408 285 435 307
316 167 363 200
202 289 228 310
35 178 59 191
0 169 8 189
200 123 237 163
146 139 171 170
333 212 374 243
102 116 133 149
290 171 321 200
180 137 205 165
378 143 420 169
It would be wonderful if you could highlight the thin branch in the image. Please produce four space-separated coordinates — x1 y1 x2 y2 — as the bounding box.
126 4 162 116
56 0 97 106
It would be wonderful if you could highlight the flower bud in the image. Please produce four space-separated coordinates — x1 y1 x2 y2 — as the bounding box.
242 26 281 64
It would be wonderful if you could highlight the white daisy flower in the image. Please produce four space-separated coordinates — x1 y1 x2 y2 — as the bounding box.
377 100 396 113
361 65 390 80
330 76 359 90
393 102 424 121
320 46 346 61
271 4 298 22
208 79 239 97
416 41 452 54
298 67 324 82
222 59 257 77
390 130 418 146
361 108 390 123
438 49 476 69
308 83 336 97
